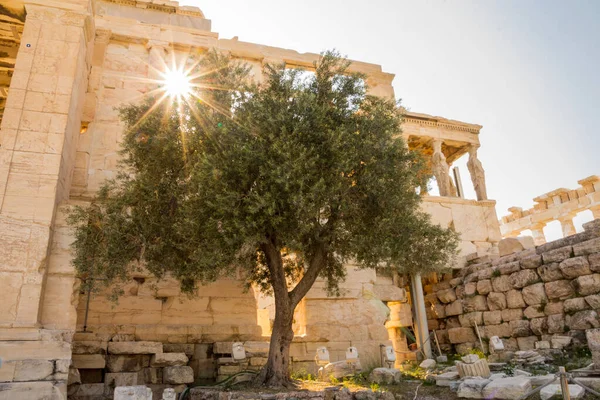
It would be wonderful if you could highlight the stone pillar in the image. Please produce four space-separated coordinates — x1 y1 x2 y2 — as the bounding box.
558 215 577 238
0 0 93 395
410 273 432 360
431 139 452 197
146 40 169 83
467 145 488 201
530 223 547 246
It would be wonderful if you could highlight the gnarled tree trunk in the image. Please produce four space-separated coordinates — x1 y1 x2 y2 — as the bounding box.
256 240 326 388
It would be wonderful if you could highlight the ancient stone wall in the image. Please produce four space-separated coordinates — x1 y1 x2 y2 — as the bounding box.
425 218 600 355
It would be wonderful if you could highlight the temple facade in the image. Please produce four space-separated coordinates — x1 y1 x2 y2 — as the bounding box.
0 1 501 398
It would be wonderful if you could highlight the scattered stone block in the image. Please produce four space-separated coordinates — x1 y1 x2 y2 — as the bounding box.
419 359 436 369
540 384 584 400
163 388 177 400
530 374 556 387
457 358 491 378
457 377 490 398
490 336 504 352
482 376 532 400
434 371 459 387
461 354 480 364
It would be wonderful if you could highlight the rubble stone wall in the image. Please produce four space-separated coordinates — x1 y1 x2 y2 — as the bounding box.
425 219 600 355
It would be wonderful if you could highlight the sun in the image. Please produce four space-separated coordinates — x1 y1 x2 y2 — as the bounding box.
162 67 192 98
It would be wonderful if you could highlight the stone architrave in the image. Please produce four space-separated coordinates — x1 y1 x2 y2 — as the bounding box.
467 145 488 201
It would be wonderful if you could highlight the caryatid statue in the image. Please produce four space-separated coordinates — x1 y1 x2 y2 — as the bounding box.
467 145 488 201
431 139 453 197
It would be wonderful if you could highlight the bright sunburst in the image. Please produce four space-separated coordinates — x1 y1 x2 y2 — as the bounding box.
162 67 192 98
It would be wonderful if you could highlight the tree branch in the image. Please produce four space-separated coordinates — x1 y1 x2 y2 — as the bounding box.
289 243 327 307
260 238 290 307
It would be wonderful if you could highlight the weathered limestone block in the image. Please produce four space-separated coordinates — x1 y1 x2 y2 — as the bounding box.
108 342 162 355
509 320 531 337
530 317 547 335
564 298 589 314
547 314 565 334
520 254 542 269
465 282 478 296
482 376 532 400
105 372 142 389
476 280 492 295
509 270 539 289
369 368 400 384
487 292 507 311
522 283 548 305
448 327 477 344
483 311 502 325
425 293 439 306
559 256 591 279
68 367 81 386
457 377 490 398
572 274 600 296
590 253 600 272
163 344 194 357
72 354 106 369
498 261 521 275
456 285 466 299
445 300 463 316
464 295 488 312
435 371 460 387
542 246 573 264
585 294 600 309
437 288 457 304
535 341 551 350
481 323 511 339
459 312 484 327
585 329 600 370
107 355 151 373
566 310 600 330
538 263 564 282
492 275 512 292
551 335 572 349
544 301 564 316
431 303 446 318
506 290 526 309
0 382 63 399
114 386 152 400
163 388 177 400
13 360 54 382
516 336 538 351
150 353 189 367
142 368 163 384
524 306 545 319
457 359 491 378
573 237 600 256
501 308 523 322
72 341 108 354
163 366 194 384
499 238 526 257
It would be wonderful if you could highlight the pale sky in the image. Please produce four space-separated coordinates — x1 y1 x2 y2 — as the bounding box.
182 0 600 241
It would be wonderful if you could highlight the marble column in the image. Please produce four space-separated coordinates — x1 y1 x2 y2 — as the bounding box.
431 139 452 197
530 223 547 246
558 216 577 238
467 145 488 201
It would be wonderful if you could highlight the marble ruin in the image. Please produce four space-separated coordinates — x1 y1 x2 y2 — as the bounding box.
0 0 596 399
500 176 600 244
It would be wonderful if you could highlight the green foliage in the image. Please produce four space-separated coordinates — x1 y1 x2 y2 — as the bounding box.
369 382 381 392
69 49 458 307
467 348 486 360
290 369 315 381
492 269 501 277
502 361 516 377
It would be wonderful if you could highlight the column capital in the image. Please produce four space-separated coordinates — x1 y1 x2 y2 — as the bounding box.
146 40 171 51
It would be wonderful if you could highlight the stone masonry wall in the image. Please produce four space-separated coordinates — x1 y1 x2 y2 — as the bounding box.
424 218 600 355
